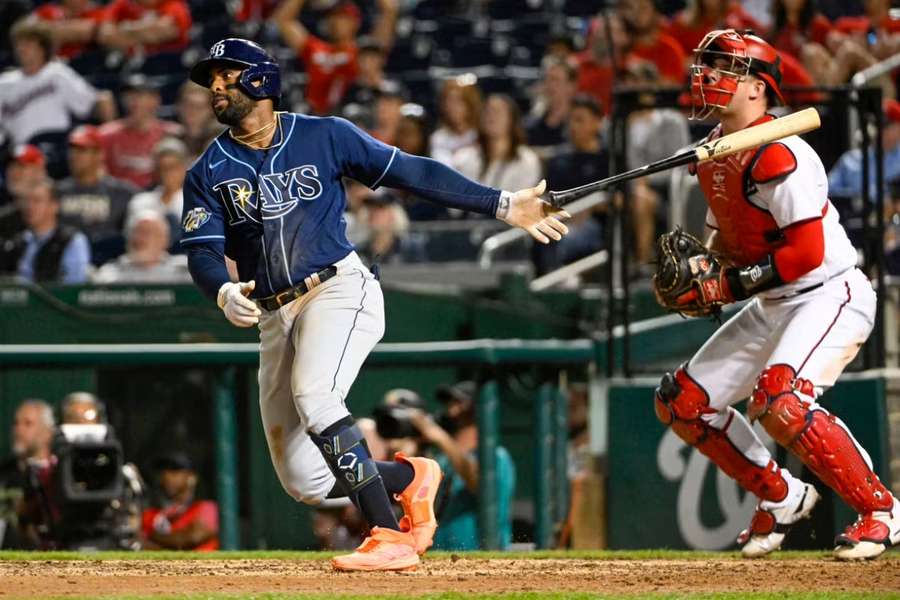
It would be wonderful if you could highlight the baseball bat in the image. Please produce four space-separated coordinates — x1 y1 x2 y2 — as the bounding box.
547 107 821 207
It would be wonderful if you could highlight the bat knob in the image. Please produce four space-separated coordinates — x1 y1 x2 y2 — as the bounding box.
547 190 564 208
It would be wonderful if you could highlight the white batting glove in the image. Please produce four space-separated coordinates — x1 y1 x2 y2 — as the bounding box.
217 280 261 327
497 180 570 244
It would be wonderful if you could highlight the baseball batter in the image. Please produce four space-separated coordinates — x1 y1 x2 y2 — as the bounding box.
180 39 568 571
653 29 899 559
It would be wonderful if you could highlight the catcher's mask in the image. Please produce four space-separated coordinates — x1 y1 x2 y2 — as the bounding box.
689 29 785 120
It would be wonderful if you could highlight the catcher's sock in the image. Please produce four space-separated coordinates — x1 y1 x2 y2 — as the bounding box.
376 461 414 494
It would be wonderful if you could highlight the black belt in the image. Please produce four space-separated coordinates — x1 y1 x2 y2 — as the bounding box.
256 266 338 310
769 267 854 301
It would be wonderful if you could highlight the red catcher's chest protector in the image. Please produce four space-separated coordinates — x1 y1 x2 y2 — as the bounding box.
693 119 786 267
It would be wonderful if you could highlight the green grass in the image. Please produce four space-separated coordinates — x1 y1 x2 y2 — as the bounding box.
46 593 900 600
0 549 859 561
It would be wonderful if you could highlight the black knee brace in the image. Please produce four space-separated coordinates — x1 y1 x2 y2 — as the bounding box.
310 418 380 495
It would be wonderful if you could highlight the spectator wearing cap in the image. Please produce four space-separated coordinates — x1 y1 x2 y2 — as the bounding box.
429 77 482 166
407 382 516 551
93 210 189 283
0 145 48 239
126 137 188 246
356 190 423 265
57 125 138 265
370 81 407 145
29 0 108 61
828 99 900 201
453 94 542 214
0 178 91 284
175 82 223 161
535 95 608 277
1 144 48 208
0 20 115 147
141 453 218 551
526 56 579 160
97 0 191 57
97 75 182 190
340 36 393 109
272 0 398 115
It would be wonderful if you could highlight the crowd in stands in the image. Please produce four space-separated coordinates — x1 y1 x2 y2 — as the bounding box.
1 0 899 286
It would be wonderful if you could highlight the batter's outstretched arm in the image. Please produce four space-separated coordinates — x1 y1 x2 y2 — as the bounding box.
331 118 568 243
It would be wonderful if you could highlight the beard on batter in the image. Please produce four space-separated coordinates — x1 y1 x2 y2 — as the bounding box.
213 86 255 127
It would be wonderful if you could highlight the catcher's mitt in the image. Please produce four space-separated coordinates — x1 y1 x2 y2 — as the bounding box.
652 228 731 318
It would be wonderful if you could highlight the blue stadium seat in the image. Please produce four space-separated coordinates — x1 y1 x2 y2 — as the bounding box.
486 0 546 19
385 36 433 73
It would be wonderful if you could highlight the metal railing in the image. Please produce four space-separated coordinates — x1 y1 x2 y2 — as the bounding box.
478 192 610 270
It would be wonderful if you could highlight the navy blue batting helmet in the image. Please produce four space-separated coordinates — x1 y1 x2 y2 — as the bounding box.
189 38 281 102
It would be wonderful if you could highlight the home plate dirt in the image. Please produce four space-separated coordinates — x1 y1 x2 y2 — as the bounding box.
0 557 898 598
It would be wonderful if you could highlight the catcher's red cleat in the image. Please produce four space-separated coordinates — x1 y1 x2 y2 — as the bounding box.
394 453 443 555
834 497 900 560
331 526 419 572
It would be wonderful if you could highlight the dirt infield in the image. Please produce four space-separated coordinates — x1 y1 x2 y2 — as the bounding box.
1 556 899 598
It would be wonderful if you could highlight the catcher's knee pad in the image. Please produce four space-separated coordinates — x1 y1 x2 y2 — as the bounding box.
654 366 711 426
655 367 787 501
751 365 893 513
310 417 381 497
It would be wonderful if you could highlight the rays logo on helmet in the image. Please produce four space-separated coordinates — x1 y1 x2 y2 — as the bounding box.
183 207 211 232
211 41 226 57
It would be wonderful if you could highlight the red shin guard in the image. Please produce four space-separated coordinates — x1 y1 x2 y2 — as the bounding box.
750 364 894 514
655 367 788 502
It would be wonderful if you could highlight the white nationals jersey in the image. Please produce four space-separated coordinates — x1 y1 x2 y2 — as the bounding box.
702 133 858 299
0 61 99 144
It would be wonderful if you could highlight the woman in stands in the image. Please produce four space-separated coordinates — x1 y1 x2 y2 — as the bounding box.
452 94 542 216
429 76 482 166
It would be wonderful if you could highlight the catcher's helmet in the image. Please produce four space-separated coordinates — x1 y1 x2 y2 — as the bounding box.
189 38 281 102
689 29 785 120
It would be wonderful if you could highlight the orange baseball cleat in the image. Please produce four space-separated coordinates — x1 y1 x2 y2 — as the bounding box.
393 453 443 555
331 526 419 572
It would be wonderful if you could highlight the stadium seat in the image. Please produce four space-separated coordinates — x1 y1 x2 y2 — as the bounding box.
385 36 433 73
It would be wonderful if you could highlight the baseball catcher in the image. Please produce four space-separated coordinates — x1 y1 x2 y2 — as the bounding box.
652 29 899 560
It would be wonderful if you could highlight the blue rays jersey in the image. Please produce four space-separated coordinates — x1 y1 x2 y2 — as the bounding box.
180 113 502 298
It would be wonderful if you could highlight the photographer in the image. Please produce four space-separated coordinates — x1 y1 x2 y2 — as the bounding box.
0 399 56 549
141 453 218 551
377 382 516 551
47 392 144 550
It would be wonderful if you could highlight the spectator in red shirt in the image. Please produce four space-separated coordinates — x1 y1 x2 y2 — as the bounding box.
575 12 630 117
30 0 107 60
272 0 398 115
97 0 191 57
234 0 278 23
619 0 687 85
141 452 218 551
666 0 764 57
97 75 181 190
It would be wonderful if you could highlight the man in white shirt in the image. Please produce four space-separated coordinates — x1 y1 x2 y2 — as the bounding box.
0 20 115 146
125 137 187 247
